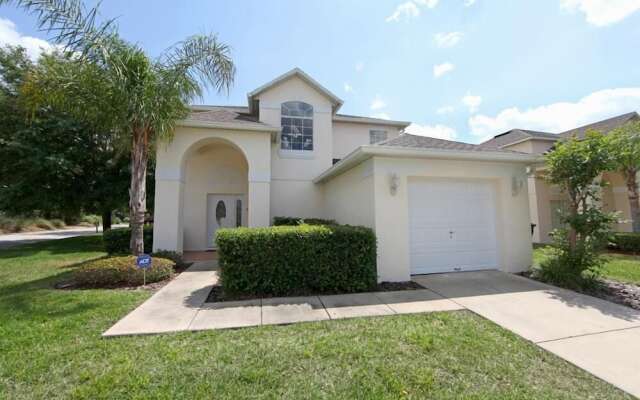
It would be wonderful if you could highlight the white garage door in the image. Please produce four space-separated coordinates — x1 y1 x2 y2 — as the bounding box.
408 179 498 275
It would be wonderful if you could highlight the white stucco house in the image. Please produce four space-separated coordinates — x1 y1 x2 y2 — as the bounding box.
153 68 538 282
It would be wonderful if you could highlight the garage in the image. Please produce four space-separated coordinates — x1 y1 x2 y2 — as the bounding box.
408 179 499 275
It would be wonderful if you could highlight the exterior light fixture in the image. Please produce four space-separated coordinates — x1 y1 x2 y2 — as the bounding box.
390 173 399 196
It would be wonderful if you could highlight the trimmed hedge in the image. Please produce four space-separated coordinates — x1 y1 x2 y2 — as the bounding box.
72 256 174 287
273 216 336 226
103 226 153 254
610 232 640 252
217 224 377 296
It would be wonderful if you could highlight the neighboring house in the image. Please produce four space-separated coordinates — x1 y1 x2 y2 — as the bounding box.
481 112 640 244
153 68 537 282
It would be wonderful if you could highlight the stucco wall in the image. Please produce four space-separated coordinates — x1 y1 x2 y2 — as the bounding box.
322 159 375 229
182 143 248 251
332 121 402 160
370 156 532 282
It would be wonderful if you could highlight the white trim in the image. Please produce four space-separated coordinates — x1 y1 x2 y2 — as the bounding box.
177 119 279 133
313 145 541 184
333 114 410 128
499 136 558 148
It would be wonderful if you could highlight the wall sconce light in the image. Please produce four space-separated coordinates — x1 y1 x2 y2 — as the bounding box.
389 173 399 196
512 176 524 196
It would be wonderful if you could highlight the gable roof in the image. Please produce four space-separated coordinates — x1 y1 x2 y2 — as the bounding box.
379 133 525 154
559 112 640 139
247 68 344 113
179 107 278 132
480 129 558 149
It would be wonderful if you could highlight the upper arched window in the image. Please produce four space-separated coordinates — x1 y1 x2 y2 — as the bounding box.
281 101 313 151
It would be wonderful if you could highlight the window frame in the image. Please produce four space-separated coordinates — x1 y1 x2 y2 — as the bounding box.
280 101 314 157
369 129 388 144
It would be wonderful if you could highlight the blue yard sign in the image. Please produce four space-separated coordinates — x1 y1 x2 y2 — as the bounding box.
136 254 152 269
136 254 152 286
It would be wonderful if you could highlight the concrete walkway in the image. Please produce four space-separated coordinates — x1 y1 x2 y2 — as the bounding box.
103 260 462 336
413 271 640 398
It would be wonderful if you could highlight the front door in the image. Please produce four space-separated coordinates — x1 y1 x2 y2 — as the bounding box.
207 194 245 249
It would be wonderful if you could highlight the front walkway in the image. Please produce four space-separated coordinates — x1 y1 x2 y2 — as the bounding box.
103 260 462 336
413 271 640 398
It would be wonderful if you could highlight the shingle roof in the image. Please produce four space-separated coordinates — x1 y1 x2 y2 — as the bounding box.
184 107 275 130
559 112 640 139
377 133 525 153
481 129 558 149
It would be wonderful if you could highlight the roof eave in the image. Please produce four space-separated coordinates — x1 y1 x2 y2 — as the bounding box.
498 136 559 149
177 119 279 137
314 145 542 184
332 115 411 128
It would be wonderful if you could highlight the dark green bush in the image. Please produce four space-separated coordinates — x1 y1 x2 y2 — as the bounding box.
72 256 174 287
272 216 336 226
103 226 153 254
610 232 640 252
152 250 192 270
217 224 377 296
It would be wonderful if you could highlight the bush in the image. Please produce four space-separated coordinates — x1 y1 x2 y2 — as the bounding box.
537 243 603 291
610 232 640 252
217 224 377 296
103 226 153 254
273 216 336 226
152 250 191 270
72 256 174 287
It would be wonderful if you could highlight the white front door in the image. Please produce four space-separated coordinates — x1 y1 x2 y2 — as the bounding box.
207 194 245 249
408 179 498 275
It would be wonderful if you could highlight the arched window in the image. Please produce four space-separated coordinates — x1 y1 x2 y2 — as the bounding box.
281 101 313 151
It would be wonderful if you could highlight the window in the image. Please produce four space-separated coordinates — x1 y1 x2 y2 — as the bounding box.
281 101 313 151
370 129 388 144
550 200 570 230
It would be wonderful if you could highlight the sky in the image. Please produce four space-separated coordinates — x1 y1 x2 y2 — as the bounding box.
1 0 639 144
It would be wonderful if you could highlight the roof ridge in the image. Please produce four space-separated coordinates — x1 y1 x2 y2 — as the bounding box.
560 111 639 134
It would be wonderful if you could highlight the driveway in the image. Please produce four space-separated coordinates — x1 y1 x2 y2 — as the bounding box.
0 224 126 249
413 271 640 398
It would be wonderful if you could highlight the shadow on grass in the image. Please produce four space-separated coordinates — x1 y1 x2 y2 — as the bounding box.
0 235 106 259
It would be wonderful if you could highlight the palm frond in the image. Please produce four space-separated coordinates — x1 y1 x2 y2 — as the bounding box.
0 0 118 63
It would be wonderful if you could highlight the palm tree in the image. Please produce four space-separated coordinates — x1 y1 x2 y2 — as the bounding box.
2 0 235 253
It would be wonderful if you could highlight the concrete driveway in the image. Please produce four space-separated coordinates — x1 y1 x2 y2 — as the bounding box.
413 271 640 398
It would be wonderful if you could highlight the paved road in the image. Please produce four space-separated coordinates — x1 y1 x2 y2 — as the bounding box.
0 224 127 249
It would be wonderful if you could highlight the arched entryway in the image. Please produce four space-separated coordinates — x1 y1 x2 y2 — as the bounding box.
182 138 249 250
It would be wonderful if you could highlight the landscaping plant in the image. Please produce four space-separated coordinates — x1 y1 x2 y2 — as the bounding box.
1 0 235 254
538 131 618 290
607 120 640 232
72 255 174 287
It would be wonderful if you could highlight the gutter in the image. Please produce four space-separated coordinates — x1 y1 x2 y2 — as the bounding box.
313 145 542 184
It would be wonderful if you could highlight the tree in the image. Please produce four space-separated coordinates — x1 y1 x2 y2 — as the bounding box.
540 131 617 289
1 0 235 254
0 45 129 226
607 120 640 233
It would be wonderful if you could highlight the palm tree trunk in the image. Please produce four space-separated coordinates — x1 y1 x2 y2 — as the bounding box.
625 168 640 233
129 126 148 255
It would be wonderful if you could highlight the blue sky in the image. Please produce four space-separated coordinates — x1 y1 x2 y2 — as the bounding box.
1 0 639 143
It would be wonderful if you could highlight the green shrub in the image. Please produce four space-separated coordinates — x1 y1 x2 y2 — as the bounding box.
103 226 153 254
152 250 191 270
72 256 174 287
610 232 640 252
217 224 377 296
273 216 336 226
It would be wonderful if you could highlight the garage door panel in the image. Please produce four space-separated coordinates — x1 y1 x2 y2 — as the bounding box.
409 179 498 274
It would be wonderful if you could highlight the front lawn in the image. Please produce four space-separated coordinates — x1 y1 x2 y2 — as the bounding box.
0 237 631 399
533 246 640 286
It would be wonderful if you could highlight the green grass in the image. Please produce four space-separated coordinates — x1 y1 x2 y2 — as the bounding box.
0 237 632 399
533 246 640 285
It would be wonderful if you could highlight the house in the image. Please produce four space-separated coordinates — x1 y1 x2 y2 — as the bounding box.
481 112 640 243
152 68 537 282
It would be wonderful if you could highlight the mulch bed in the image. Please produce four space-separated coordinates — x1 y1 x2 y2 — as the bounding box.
205 280 426 303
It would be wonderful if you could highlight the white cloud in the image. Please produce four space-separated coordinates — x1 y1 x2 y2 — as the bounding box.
560 0 640 26
436 105 455 114
468 87 640 140
355 61 364 72
370 112 391 120
344 82 354 93
386 2 421 22
434 32 463 48
433 62 455 78
464 0 476 6
385 0 438 22
462 93 482 112
0 18 55 60
370 95 387 110
406 123 457 140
